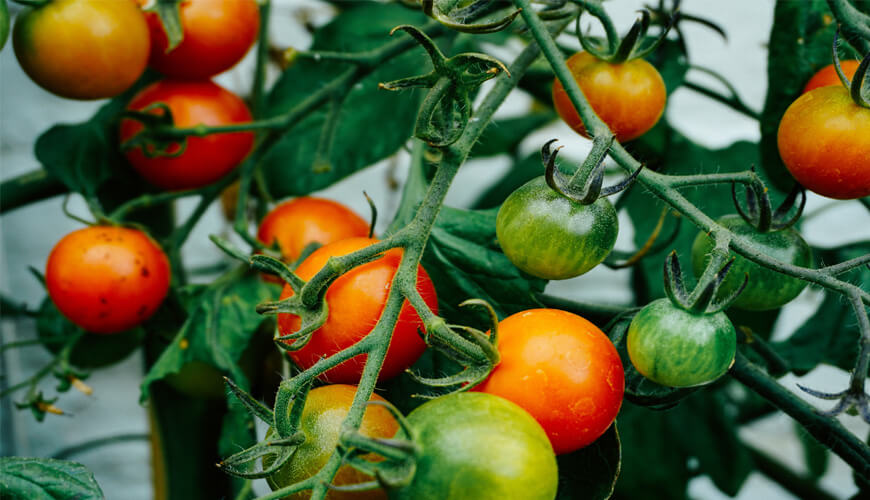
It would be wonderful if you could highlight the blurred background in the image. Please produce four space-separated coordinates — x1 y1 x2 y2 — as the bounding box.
1 0 868 498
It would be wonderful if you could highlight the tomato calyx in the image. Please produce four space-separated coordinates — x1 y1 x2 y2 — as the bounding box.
543 138 642 205
731 174 806 233
139 0 185 52
408 299 500 393
380 25 509 147
832 29 870 108
576 1 678 63
664 250 747 315
419 0 520 34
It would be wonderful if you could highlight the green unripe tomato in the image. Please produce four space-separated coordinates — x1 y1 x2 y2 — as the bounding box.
691 215 812 311
496 176 618 280
389 392 558 500
627 299 736 388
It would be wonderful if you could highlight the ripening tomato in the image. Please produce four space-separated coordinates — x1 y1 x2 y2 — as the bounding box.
277 238 437 383
553 52 666 142
777 85 870 199
258 197 369 263
45 226 171 334
141 0 259 79
475 308 624 454
802 60 860 94
13 0 149 100
265 385 397 499
120 80 254 191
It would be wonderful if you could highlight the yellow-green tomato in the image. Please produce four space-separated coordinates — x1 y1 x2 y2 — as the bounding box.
496 176 618 280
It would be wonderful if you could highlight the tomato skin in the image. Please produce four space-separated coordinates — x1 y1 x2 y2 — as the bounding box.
120 80 254 191
496 176 617 280
691 215 812 311
475 309 623 454
12 0 149 100
45 226 171 334
266 385 397 499
390 392 558 500
802 60 860 94
627 299 736 388
142 0 259 79
552 52 666 142
258 197 370 263
777 86 870 199
277 238 437 383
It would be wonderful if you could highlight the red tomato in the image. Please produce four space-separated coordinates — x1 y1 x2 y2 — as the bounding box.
119 80 254 191
257 197 369 263
802 60 860 94
553 52 666 142
777 85 870 200
475 308 624 454
13 0 149 100
45 226 171 334
142 0 259 79
277 238 437 383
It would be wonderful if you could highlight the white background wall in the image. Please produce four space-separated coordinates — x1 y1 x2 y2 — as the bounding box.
1 1 868 498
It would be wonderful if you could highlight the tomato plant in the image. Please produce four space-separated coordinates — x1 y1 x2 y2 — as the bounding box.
142 0 260 79
277 238 437 383
802 60 860 93
496 176 618 280
553 52 666 142
777 85 870 199
45 226 171 334
266 384 397 499
12 0 149 100
388 392 558 500
119 80 255 191
475 308 624 454
257 197 370 263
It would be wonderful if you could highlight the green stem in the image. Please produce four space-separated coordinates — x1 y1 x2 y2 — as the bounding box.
0 170 67 214
52 433 149 460
826 0 870 51
252 0 271 119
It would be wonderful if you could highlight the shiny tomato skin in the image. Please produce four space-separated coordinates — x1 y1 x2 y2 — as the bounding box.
12 0 149 100
474 308 624 454
390 392 558 500
120 80 254 191
777 86 870 199
45 226 171 334
496 176 618 280
552 52 666 142
802 60 860 94
143 0 259 79
258 197 370 263
266 385 397 500
277 238 437 383
627 299 736 388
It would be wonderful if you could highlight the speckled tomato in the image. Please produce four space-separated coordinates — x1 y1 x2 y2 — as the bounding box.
496 176 618 280
474 308 624 454
277 238 437 383
120 80 254 191
627 299 736 388
13 0 149 99
45 226 171 334
553 51 666 142
777 85 870 199
691 215 813 311
257 197 369 263
266 385 397 500
142 0 259 79
390 392 558 500
802 60 860 94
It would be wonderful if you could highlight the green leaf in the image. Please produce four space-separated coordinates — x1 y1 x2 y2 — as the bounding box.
645 38 689 95
0 457 104 500
557 424 621 500
260 3 430 198
422 206 547 320
773 242 870 374
473 152 543 209
0 0 9 52
140 269 277 401
469 112 553 158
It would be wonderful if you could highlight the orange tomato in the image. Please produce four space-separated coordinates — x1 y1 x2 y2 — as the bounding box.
45 226 171 334
475 308 624 454
552 52 666 142
277 238 437 383
120 80 254 191
802 60 860 94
